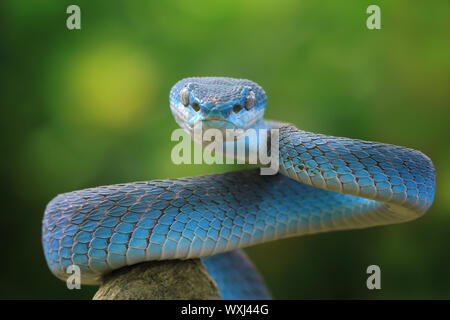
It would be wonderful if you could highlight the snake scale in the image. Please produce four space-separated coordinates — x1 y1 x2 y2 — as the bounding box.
42 77 436 299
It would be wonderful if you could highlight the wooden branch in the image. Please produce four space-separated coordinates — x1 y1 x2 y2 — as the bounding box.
93 259 221 300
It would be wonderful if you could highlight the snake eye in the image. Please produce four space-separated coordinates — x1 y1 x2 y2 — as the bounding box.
233 104 242 113
244 90 255 110
191 102 200 112
179 87 190 106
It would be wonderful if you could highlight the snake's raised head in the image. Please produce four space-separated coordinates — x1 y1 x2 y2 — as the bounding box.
169 77 267 136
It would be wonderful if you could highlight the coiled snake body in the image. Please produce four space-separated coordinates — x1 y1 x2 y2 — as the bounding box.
42 77 436 299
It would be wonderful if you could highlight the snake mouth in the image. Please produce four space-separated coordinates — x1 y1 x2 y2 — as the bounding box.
202 117 237 129
187 118 238 131
183 119 247 142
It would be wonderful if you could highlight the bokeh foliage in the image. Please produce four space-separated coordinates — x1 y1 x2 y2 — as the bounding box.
0 0 449 299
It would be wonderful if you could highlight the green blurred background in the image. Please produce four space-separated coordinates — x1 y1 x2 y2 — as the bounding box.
1 0 449 299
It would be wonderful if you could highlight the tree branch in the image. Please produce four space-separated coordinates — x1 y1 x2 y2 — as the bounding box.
93 259 221 300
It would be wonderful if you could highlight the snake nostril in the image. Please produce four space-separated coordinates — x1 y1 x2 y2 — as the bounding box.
233 104 242 113
191 102 200 112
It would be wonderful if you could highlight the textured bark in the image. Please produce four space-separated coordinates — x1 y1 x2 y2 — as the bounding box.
93 259 221 300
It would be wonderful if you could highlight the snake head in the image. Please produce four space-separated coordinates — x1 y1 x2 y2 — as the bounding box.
169 77 267 137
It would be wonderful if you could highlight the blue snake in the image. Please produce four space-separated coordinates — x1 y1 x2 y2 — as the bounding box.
42 77 436 299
